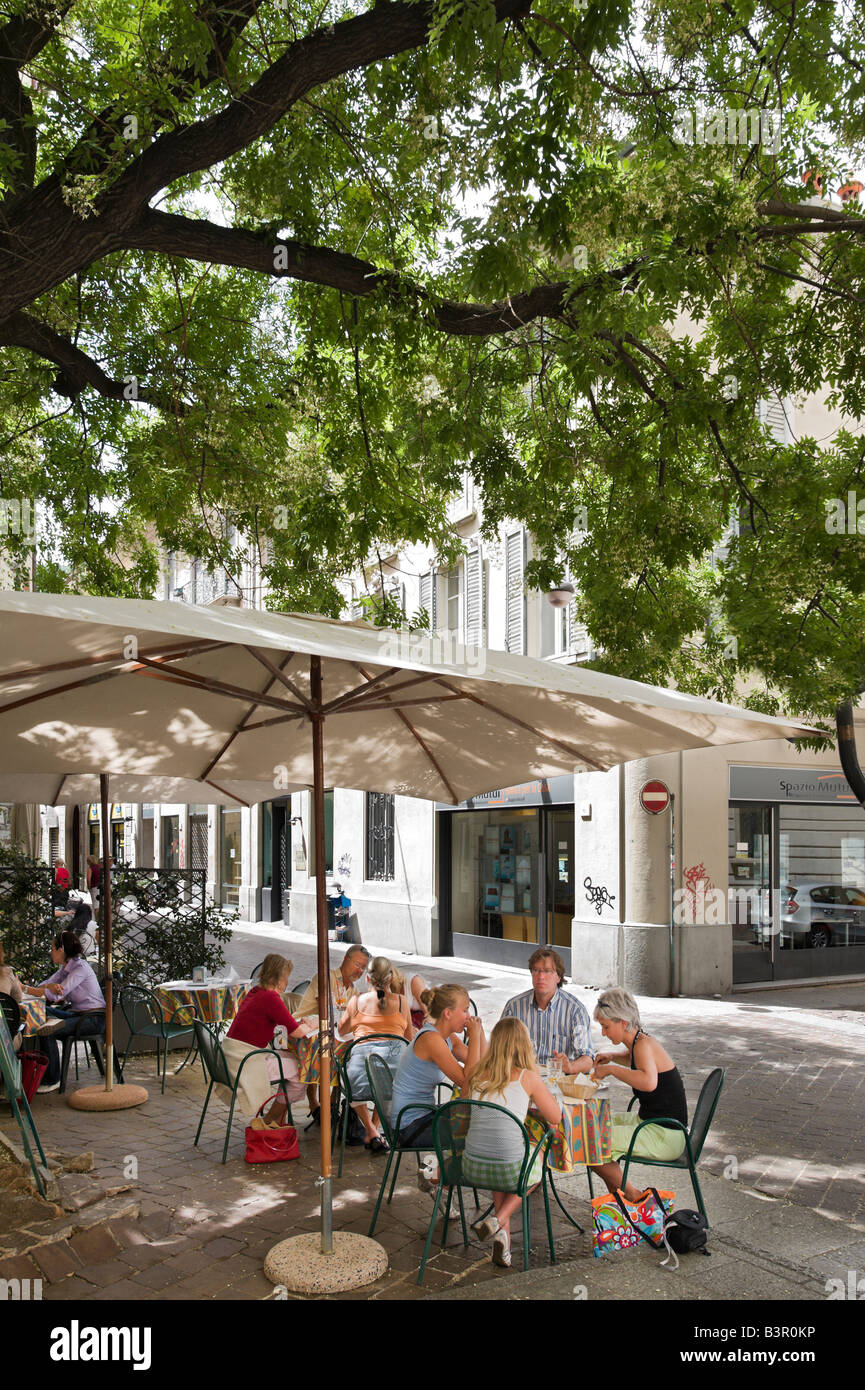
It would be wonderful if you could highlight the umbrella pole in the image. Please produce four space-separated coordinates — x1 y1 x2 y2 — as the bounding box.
310 657 334 1255
64 777 147 1112
262 656 387 1293
100 772 114 1090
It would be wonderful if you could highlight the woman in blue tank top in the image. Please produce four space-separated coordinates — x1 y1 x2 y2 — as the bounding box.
391 984 485 1150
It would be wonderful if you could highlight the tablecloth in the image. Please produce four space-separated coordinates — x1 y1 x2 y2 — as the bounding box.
19 997 47 1035
154 980 251 1025
285 1033 349 1087
525 1096 612 1172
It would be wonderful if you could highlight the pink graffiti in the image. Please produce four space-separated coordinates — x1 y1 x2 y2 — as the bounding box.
683 862 715 916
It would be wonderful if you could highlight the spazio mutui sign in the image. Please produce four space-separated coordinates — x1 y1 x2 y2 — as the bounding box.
437 774 573 812
729 765 856 804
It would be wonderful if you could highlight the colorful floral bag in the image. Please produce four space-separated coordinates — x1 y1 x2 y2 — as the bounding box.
591 1186 674 1257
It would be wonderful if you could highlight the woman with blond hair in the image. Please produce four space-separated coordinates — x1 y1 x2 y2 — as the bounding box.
461 1017 562 1267
390 983 485 1160
337 955 414 1151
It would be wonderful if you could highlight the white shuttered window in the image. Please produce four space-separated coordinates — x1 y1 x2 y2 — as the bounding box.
464 547 484 646
505 529 526 654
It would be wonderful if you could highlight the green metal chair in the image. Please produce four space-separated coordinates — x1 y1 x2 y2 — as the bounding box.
192 1019 294 1163
365 1053 444 1236
0 1009 47 1197
417 1099 556 1285
119 985 200 1093
334 1033 409 1177
587 1067 725 1223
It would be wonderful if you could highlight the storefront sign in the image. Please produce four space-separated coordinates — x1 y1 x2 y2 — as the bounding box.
729 765 857 804
436 774 573 811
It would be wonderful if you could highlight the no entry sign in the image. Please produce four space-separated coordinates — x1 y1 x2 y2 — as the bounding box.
640 780 671 814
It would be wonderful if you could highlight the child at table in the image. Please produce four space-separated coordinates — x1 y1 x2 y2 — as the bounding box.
462 1017 562 1268
223 954 314 1128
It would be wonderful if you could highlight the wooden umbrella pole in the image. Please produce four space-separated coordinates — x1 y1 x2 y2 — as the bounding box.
99 772 114 1090
310 656 333 1255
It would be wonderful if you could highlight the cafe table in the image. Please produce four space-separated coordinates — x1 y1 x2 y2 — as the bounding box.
19 996 47 1034
154 978 252 1029
524 1088 613 1231
284 1028 349 1087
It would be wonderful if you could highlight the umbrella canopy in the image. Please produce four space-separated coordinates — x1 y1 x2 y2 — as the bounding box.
0 772 293 809
0 592 815 799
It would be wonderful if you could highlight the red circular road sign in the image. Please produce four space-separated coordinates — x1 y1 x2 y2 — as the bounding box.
640 780 671 814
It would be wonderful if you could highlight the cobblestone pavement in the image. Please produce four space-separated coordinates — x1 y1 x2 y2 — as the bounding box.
1 922 862 1302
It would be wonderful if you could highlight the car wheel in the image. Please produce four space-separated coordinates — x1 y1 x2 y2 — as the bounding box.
807 927 831 949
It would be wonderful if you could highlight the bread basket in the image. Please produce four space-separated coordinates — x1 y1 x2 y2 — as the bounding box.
557 1077 598 1102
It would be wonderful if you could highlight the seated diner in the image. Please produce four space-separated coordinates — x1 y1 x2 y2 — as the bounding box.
222 953 314 1128
337 954 413 1151
587 987 688 1201
390 984 486 1173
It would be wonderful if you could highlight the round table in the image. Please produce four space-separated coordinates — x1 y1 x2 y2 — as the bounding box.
154 979 252 1026
285 1032 349 1087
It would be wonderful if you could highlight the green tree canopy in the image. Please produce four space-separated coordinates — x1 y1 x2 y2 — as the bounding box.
1 0 864 721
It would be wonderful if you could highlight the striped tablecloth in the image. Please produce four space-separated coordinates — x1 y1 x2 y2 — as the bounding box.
19 996 47 1034
154 980 252 1026
286 1032 350 1087
526 1097 612 1172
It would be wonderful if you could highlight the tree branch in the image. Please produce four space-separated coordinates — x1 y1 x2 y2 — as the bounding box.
0 309 189 411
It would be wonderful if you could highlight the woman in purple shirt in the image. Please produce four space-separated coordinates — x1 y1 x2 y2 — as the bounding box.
25 931 106 1091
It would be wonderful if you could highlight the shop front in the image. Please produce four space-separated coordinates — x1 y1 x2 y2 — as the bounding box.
437 775 575 970
729 765 865 984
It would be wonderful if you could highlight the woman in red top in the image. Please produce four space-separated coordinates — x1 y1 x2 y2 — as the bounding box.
54 859 71 891
224 954 313 1127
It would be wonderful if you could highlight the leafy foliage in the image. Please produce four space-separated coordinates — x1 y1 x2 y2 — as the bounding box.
0 846 55 984
1 0 864 719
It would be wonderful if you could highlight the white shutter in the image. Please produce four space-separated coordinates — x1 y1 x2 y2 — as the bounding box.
565 563 591 660
419 570 437 631
465 547 484 646
505 529 526 654
759 396 793 443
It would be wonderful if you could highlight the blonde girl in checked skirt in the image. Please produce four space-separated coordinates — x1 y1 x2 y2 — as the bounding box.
461 1018 562 1267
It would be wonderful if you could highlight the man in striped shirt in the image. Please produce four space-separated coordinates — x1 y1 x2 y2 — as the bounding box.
501 947 595 1072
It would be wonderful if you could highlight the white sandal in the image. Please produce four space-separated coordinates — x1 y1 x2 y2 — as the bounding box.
473 1215 500 1242
492 1230 512 1267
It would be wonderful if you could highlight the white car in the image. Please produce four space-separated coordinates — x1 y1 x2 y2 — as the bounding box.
756 882 865 949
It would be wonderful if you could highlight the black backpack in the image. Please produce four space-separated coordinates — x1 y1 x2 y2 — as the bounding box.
663 1209 710 1260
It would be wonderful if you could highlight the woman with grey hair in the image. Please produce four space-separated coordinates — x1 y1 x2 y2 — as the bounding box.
588 988 688 1201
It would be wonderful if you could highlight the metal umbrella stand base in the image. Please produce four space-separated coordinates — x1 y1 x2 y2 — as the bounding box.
66 1083 149 1112
264 1231 387 1295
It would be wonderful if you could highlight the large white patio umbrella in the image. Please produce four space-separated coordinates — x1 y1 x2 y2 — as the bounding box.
0 591 817 1287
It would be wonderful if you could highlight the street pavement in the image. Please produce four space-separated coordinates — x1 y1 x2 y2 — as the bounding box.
1 920 863 1304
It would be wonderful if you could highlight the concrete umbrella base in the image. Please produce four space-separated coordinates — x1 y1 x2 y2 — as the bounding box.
264 1232 388 1294
66 1084 149 1111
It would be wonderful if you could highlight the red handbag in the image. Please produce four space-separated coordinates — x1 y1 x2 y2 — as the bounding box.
244 1101 300 1164
19 1050 49 1103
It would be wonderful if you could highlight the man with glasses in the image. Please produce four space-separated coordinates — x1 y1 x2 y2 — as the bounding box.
295 944 371 1124
500 947 594 1072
